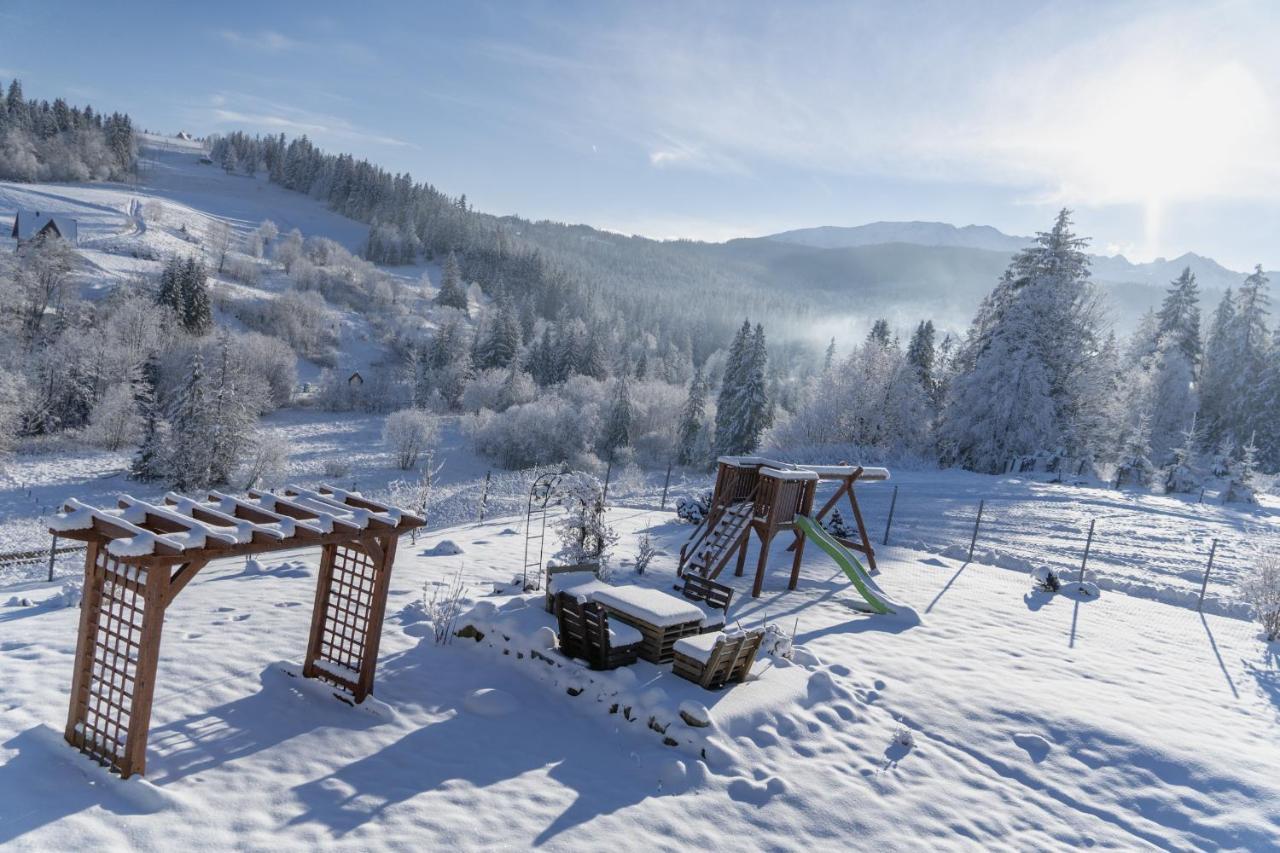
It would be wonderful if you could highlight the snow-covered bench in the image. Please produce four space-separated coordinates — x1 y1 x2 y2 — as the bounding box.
676 574 734 632
672 629 764 689
544 562 603 613
555 592 643 670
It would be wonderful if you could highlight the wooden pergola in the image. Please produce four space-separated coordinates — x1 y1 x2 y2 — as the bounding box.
48 484 424 778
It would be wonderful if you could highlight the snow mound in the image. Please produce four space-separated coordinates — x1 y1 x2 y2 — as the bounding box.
424 540 464 556
464 687 519 717
678 700 711 728
1012 732 1053 762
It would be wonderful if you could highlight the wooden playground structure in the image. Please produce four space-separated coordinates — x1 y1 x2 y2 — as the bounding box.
48 485 423 778
678 457 889 597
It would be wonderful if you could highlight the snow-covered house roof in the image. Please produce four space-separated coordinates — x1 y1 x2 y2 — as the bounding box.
11 210 78 244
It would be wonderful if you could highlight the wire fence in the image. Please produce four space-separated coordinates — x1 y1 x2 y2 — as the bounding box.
1 466 1269 624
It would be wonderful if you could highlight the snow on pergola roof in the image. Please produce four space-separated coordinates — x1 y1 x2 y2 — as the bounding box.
12 209 79 243
48 484 424 564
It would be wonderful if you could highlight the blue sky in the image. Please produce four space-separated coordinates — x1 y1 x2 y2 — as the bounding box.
2 0 1278 270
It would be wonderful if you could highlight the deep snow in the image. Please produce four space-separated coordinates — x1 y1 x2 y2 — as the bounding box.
2 503 1278 850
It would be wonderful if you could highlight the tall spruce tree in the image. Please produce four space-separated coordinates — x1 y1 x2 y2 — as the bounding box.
941 209 1101 471
435 251 469 313
1156 267 1202 372
1198 288 1236 448
713 320 752 456
676 368 706 466
599 375 632 458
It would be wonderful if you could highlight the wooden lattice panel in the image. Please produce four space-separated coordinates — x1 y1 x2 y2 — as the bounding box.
65 544 166 777
305 538 396 702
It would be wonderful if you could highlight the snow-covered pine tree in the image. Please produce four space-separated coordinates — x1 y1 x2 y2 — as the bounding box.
167 350 215 489
435 251 469 313
179 257 212 335
1114 410 1156 489
676 368 706 466
940 296 1056 472
1156 267 1202 372
1198 288 1236 448
1257 326 1280 470
1163 413 1203 494
1232 266 1272 448
907 319 936 391
156 256 185 316
867 319 891 347
130 354 168 482
713 320 751 456
1224 433 1260 504
739 323 772 450
1146 344 1198 466
599 374 632 459
206 331 256 486
940 209 1101 471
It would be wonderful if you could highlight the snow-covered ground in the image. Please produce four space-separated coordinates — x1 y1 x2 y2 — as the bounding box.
2 504 1278 849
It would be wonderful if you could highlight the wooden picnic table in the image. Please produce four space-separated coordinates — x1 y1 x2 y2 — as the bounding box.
590 586 704 663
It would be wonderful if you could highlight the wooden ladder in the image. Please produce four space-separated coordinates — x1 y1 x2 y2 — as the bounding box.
681 500 753 578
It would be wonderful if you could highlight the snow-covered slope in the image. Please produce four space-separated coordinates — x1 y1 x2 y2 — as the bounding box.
1 502 1277 849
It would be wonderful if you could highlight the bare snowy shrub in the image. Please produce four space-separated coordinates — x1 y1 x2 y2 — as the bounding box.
383 409 439 470
634 530 657 575
424 566 467 645
239 431 290 489
468 395 598 469
322 457 352 478
206 219 233 273
1241 548 1280 641
84 383 141 451
222 254 262 286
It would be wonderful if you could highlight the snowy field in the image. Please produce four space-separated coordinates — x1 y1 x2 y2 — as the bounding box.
2 504 1279 850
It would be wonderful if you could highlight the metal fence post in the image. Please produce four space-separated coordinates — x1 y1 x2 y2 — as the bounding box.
48 533 58 583
1197 538 1218 612
477 470 492 522
967 499 985 562
660 462 672 510
1079 518 1095 585
882 484 899 546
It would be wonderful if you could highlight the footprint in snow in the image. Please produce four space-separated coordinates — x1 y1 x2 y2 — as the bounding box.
1012 732 1053 763
233 614 250 621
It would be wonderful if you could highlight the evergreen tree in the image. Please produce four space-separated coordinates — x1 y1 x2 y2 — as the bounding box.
167 351 214 489
179 257 213 335
156 256 184 316
941 209 1101 471
823 337 837 374
1163 413 1203 494
867 319 891 347
599 375 632 458
1156 267 1202 372
129 353 168 482
1198 288 1236 448
713 320 752 456
906 320 936 390
676 368 706 466
207 331 255 486
435 251 469 313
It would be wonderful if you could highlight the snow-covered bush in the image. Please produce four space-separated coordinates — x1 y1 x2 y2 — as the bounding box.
423 567 467 645
323 457 352 479
823 508 855 539
555 472 618 567
676 490 713 524
1034 568 1062 593
1224 439 1261 505
238 430 290 489
468 394 599 469
84 383 141 451
383 409 439 470
1241 548 1280 641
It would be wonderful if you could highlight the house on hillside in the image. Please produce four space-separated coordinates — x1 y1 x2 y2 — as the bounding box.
11 210 79 250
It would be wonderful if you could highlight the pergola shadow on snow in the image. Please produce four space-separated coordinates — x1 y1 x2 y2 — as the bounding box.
48 484 424 778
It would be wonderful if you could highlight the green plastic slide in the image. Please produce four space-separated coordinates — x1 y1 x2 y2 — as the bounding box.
794 515 896 615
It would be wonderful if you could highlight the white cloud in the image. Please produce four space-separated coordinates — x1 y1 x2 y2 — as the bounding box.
217 29 299 53
204 94 415 149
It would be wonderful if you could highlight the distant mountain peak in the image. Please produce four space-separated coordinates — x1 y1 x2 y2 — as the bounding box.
767 221 1032 253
